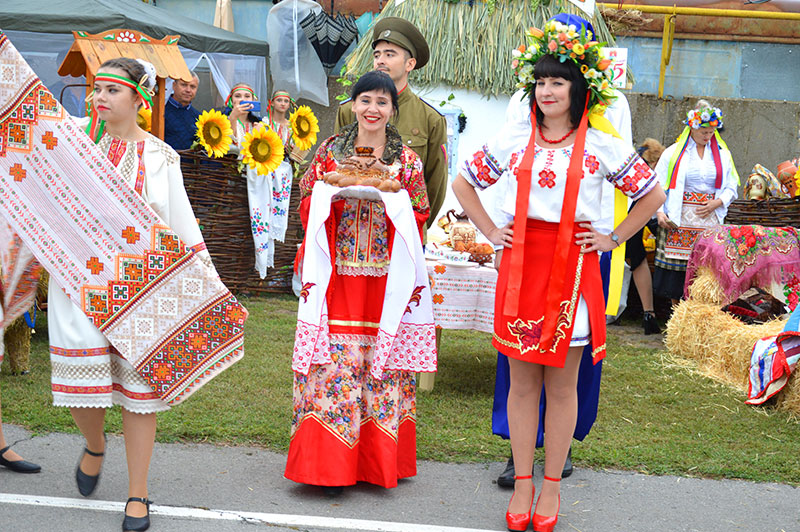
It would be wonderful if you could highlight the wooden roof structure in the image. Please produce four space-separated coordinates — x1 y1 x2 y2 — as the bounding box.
58 28 195 139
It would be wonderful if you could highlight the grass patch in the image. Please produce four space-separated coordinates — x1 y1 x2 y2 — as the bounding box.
2 295 799 484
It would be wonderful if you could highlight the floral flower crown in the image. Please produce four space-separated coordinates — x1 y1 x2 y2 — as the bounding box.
511 18 616 113
684 106 723 129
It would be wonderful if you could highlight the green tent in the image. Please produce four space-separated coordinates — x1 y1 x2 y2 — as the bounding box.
0 0 267 56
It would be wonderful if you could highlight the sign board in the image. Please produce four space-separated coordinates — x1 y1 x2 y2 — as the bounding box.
601 47 629 89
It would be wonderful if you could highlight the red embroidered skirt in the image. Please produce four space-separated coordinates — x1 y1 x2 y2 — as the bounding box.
492 219 606 367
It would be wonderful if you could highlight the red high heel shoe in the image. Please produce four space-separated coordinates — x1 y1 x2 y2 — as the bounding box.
532 475 561 532
505 474 534 532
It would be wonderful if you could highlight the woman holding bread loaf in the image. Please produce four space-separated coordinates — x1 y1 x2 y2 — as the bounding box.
285 71 435 495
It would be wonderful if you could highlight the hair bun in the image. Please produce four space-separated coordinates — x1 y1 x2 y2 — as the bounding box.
135 59 157 91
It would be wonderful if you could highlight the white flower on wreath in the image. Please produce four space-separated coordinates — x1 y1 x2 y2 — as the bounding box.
700 110 711 122
512 49 522 58
117 30 136 43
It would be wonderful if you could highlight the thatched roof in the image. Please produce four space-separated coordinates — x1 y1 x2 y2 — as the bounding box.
344 0 621 97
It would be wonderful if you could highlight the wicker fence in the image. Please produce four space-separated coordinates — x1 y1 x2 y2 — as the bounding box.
725 197 800 228
179 149 303 295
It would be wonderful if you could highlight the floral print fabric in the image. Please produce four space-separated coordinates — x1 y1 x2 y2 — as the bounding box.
292 340 416 446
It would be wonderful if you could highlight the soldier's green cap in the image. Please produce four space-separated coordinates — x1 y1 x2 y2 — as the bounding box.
371 17 429 70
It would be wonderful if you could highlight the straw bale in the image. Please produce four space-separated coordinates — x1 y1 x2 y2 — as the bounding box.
2 317 30 374
686 267 726 306
775 371 800 415
665 299 786 392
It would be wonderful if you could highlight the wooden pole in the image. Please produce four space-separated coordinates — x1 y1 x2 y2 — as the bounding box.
153 77 166 140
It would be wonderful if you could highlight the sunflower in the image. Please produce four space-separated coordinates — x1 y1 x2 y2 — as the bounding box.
242 126 284 175
136 107 152 132
195 110 233 158
289 105 320 151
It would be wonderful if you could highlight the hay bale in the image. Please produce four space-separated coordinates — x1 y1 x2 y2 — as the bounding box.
686 267 726 307
2 317 30 374
775 371 800 416
665 299 786 391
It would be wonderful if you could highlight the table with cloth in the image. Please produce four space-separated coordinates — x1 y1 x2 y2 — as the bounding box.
422 259 497 390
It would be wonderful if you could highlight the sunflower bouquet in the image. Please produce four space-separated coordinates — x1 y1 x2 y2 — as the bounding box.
512 19 616 113
241 126 284 176
195 110 233 158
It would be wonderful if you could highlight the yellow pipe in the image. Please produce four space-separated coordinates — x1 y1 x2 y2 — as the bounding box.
658 9 676 99
599 3 800 21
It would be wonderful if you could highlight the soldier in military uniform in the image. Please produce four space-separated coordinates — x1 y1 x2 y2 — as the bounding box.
335 17 448 234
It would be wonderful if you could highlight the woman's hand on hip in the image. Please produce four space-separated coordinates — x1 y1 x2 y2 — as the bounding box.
656 211 676 229
695 198 723 218
576 222 616 253
487 221 514 248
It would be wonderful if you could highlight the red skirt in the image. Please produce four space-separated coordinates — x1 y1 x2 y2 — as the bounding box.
492 219 606 367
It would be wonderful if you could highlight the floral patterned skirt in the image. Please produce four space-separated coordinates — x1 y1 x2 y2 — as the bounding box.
285 338 417 488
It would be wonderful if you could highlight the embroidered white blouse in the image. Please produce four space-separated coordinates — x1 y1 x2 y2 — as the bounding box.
461 125 658 226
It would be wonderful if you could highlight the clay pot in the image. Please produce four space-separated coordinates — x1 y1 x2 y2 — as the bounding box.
777 161 799 197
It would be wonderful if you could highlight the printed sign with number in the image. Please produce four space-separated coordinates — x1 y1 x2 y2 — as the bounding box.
601 47 628 89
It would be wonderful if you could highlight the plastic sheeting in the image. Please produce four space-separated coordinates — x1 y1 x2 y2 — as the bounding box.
177 47 268 106
267 0 328 106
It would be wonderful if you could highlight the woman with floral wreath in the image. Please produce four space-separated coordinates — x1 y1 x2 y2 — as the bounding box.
653 99 739 305
452 14 665 532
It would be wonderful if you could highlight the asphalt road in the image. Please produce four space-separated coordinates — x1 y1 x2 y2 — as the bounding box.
1 423 798 532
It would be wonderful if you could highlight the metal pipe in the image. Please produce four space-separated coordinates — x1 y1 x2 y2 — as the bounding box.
599 3 800 21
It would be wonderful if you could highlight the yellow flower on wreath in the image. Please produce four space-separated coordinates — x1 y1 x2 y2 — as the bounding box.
136 107 152 132
289 105 320 151
195 109 233 158
242 125 284 176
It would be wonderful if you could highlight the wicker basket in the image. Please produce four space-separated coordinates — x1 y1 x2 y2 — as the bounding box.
724 197 800 228
179 149 303 295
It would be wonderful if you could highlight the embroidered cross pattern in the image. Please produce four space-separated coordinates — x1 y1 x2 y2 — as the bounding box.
122 226 141 244
41 130 58 150
10 163 25 182
86 256 104 275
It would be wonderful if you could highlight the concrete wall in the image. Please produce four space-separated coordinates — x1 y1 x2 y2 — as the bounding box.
627 93 800 183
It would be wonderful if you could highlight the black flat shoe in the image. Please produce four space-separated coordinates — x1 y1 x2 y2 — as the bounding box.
0 445 41 474
562 447 573 479
76 445 105 497
122 497 151 531
643 311 661 335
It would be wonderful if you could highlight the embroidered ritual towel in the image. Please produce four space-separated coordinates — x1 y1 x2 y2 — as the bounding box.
293 182 437 379
0 31 247 405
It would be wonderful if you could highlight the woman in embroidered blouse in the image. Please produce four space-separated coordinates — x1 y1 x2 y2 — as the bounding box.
653 100 739 305
285 70 430 495
452 16 665 532
225 85 295 277
49 57 209 531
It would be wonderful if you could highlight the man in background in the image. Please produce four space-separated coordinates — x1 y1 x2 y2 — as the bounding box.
164 72 201 151
336 17 448 234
